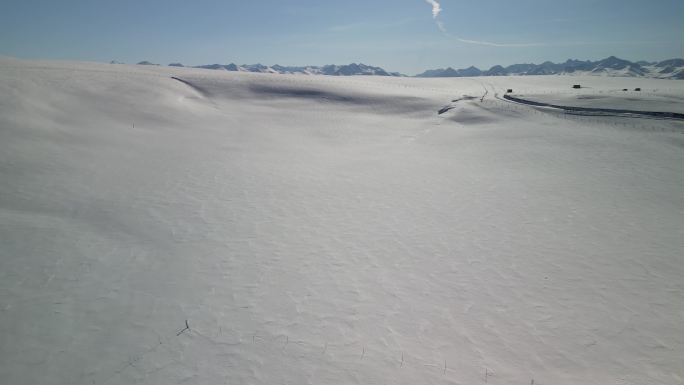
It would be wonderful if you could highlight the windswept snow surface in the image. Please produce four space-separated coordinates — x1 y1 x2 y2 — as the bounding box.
1 58 684 385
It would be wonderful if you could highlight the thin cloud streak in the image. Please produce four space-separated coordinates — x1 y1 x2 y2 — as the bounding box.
454 36 545 47
424 0 542 47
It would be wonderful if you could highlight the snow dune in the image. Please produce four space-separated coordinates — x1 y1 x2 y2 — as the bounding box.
1 58 684 385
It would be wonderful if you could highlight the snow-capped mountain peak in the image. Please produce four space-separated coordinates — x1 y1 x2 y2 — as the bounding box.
416 57 684 79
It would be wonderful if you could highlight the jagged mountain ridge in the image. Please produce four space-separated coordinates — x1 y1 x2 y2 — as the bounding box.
128 56 684 79
416 56 684 79
186 62 404 77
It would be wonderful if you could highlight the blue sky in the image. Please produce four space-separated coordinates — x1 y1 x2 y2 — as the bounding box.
1 0 683 75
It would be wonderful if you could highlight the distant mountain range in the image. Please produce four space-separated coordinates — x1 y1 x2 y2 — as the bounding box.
130 57 684 79
416 57 684 80
158 62 402 77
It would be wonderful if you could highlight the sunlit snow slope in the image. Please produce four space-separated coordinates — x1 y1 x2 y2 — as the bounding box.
1 58 684 385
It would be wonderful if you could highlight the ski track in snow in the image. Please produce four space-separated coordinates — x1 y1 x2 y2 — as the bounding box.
1 58 684 385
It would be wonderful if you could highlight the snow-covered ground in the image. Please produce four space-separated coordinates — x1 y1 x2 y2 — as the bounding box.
1 57 684 385
509 91 684 114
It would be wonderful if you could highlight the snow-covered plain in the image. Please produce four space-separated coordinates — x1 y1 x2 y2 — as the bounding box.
1 57 684 385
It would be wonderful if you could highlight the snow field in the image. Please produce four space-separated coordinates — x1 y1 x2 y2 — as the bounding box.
1 58 684 385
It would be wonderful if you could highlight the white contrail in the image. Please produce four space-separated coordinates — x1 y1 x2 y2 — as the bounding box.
424 0 441 18
455 37 544 47
423 0 542 47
